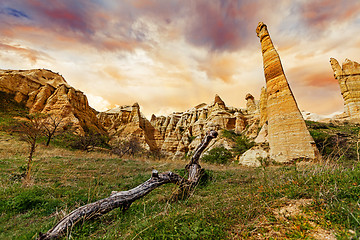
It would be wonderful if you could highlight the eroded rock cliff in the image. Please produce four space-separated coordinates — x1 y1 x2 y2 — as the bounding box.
330 58 360 121
97 103 162 151
256 22 319 163
99 94 260 158
0 69 105 134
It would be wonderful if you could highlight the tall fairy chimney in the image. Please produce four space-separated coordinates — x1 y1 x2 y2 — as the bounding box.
256 22 319 163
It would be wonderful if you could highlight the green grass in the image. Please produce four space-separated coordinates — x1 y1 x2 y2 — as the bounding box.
1 137 359 239
306 120 360 165
0 91 27 131
1 99 360 239
221 129 255 157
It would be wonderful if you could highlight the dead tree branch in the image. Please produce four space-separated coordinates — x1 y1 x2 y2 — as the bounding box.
38 130 218 240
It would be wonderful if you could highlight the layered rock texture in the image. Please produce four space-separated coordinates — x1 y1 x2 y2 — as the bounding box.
256 22 319 163
0 69 105 134
330 58 360 120
98 95 260 158
97 103 162 151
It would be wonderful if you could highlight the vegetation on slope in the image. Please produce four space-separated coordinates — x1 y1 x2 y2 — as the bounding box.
306 120 360 165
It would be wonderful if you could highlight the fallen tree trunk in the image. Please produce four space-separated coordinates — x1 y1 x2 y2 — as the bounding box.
38 130 218 240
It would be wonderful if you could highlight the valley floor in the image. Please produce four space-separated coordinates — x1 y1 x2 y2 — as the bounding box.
0 132 359 239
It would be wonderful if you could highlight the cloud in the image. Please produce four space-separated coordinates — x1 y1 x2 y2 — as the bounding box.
300 0 360 29
0 42 50 63
303 72 338 88
198 52 240 83
184 0 260 51
0 0 359 118
1 7 30 19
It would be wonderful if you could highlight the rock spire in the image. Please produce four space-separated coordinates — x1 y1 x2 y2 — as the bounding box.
256 22 319 163
330 58 360 120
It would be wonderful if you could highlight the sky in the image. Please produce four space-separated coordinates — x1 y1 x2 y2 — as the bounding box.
1 0 360 118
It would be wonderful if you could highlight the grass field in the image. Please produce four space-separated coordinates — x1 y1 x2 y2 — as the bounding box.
1 130 360 239
0 94 359 239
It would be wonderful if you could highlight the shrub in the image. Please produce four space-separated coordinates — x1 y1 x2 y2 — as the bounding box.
222 130 255 156
112 136 144 158
69 129 109 151
202 146 233 164
307 121 358 163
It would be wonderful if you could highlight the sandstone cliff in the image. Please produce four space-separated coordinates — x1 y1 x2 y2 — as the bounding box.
0 69 105 134
330 58 360 121
256 22 319 163
99 94 260 158
97 103 162 151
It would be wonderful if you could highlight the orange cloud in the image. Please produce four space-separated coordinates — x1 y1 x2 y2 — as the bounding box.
304 72 338 88
0 42 50 63
103 66 127 82
198 53 239 83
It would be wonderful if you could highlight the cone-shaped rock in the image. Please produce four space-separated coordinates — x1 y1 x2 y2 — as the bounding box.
330 58 360 120
256 22 319 162
214 94 226 108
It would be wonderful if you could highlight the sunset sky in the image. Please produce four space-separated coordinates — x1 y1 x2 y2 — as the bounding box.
1 0 360 118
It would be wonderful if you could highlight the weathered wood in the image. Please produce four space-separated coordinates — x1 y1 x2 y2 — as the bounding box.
38 130 217 240
186 130 218 185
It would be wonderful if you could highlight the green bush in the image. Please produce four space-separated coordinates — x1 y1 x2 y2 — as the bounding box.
222 130 255 156
202 146 233 164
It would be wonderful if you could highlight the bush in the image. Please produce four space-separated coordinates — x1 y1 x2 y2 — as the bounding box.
222 130 255 156
69 130 109 151
112 136 144 158
202 146 233 164
307 121 358 163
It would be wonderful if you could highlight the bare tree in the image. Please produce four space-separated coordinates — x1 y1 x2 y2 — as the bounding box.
43 115 63 146
69 129 108 151
112 136 143 158
18 114 45 182
38 130 218 240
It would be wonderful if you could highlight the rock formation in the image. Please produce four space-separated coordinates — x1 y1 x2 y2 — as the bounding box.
238 145 269 167
259 87 267 126
330 58 360 120
245 93 257 114
97 103 163 151
256 22 319 163
0 69 105 134
99 95 259 158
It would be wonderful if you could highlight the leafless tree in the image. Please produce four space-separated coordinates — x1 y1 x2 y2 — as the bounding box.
112 136 143 158
69 129 108 151
43 115 63 146
18 114 45 181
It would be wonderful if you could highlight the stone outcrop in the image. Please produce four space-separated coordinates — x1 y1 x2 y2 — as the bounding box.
154 95 251 157
0 69 105 134
238 145 269 167
99 95 260 158
330 58 360 120
97 103 163 151
256 22 319 163
245 93 257 114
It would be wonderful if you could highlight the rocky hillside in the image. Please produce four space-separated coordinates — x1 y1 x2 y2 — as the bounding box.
0 69 105 134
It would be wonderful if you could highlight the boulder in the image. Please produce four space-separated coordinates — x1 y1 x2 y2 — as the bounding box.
239 145 269 167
